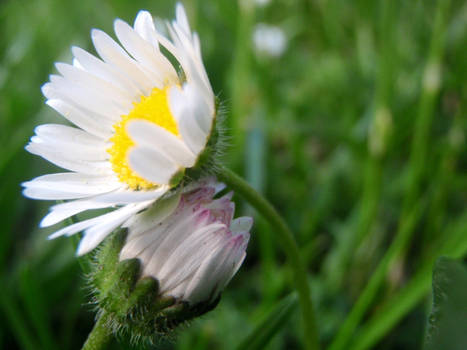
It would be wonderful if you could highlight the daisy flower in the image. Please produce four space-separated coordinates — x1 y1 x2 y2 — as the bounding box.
23 4 216 255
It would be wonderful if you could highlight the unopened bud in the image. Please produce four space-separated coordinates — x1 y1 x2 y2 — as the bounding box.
89 178 252 343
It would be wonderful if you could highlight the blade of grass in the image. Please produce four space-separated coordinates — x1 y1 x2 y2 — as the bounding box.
402 0 451 214
422 112 464 253
0 283 38 350
328 201 424 350
228 0 255 168
236 294 298 350
329 0 451 348
245 111 280 307
350 210 467 350
324 0 394 290
18 264 58 350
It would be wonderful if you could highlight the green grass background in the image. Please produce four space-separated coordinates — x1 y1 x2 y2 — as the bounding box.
1 0 467 349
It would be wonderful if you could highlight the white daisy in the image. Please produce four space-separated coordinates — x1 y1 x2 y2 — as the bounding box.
22 3 216 255
253 23 287 58
119 179 252 305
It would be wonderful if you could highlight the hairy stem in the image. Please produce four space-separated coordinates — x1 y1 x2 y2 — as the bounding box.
81 313 111 350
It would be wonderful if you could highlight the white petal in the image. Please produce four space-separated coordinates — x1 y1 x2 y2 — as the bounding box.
169 79 214 135
23 187 94 200
48 202 144 242
77 214 128 255
114 19 159 67
134 11 159 47
184 236 246 303
230 217 254 233
120 228 164 262
126 120 196 167
47 205 134 239
40 199 116 227
141 210 210 276
28 132 108 162
220 251 247 292
72 46 143 97
214 182 227 194
43 75 126 122
34 124 107 148
168 85 207 155
181 240 230 303
49 198 117 211
41 208 89 227
192 32 202 59
45 99 113 139
167 23 214 104
157 224 226 294
48 214 104 239
122 190 180 231
175 3 191 34
76 202 149 255
23 173 119 192
55 62 134 111
186 83 213 134
217 233 250 290
25 143 112 175
91 186 168 204
128 146 179 185
22 173 119 201
120 203 179 261
27 139 107 162
72 58 84 69
114 19 177 83
91 29 155 93
32 124 109 160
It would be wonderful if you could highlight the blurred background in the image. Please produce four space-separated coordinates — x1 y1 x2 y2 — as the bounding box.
1 0 467 349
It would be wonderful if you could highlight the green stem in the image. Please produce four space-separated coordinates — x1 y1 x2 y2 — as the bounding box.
217 166 320 350
81 313 112 350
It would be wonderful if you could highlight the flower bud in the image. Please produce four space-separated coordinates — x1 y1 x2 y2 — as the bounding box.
89 178 252 342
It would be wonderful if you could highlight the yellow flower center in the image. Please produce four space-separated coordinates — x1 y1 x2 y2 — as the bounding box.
107 86 179 190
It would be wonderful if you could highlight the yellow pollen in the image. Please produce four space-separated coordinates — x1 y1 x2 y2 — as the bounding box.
107 86 179 190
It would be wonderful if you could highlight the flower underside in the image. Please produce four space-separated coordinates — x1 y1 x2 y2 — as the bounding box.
107 86 179 190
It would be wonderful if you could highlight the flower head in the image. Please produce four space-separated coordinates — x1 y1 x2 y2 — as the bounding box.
120 178 252 304
90 179 251 339
23 4 216 255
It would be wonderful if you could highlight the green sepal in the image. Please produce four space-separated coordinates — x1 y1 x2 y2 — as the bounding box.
169 168 186 187
91 228 128 302
128 277 160 314
106 259 140 316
